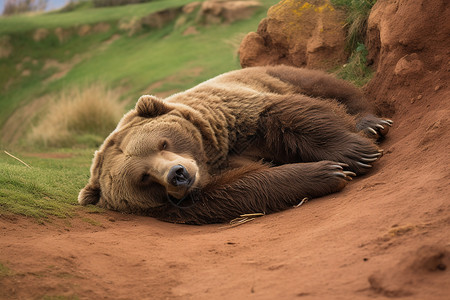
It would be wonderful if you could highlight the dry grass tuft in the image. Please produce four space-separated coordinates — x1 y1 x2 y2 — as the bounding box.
30 84 125 147
224 212 265 228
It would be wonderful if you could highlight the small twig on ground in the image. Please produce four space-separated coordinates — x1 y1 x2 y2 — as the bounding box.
222 212 265 228
4 151 31 168
293 197 309 208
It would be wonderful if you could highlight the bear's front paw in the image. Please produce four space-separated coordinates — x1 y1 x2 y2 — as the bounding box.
357 114 393 139
338 134 384 175
309 161 356 194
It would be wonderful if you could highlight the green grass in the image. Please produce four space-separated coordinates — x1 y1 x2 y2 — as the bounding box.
0 149 93 220
331 0 376 52
60 20 250 97
330 0 376 86
0 0 197 34
0 30 116 128
0 262 12 277
335 42 373 86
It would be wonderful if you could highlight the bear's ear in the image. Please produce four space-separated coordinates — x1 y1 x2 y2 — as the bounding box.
78 183 100 205
135 95 172 118
78 150 103 206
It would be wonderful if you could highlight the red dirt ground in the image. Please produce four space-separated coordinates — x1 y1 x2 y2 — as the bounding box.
1 87 449 300
1 1 449 299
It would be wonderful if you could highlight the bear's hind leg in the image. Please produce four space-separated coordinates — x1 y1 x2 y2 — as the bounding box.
265 65 393 138
259 95 383 175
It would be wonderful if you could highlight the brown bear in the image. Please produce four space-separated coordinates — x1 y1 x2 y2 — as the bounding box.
78 65 392 224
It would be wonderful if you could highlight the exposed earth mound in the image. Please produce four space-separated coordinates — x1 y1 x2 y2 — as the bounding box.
239 0 347 69
0 0 449 299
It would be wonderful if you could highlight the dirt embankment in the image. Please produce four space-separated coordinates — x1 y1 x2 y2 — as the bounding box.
1 0 449 299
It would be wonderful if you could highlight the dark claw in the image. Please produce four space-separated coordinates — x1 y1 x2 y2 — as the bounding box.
368 127 377 135
357 162 372 168
331 164 344 170
360 157 378 163
333 170 356 181
343 171 356 177
364 152 382 158
333 172 347 178
380 119 393 126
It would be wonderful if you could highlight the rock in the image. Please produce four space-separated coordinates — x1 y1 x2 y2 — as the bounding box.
33 28 49 42
238 32 268 66
0 35 12 58
183 26 199 36
54 27 72 43
394 53 424 76
92 23 111 33
198 0 262 25
141 7 183 29
183 1 201 14
78 25 92 37
119 7 183 36
239 0 347 70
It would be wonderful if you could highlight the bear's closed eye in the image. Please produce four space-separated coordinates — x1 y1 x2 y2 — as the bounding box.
141 173 151 183
159 140 168 151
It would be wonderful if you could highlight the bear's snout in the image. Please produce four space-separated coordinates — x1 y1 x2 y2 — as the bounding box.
167 165 193 187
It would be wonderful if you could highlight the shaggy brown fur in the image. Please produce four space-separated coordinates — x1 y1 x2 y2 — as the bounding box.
78 65 392 224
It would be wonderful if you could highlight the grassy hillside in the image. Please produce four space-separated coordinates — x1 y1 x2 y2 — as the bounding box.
0 0 277 220
0 0 196 34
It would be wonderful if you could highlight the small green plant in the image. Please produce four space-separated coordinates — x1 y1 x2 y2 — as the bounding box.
336 42 373 86
331 0 376 52
330 0 376 85
0 262 12 277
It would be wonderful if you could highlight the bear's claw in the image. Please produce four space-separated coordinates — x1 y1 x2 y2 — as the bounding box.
356 161 373 168
368 127 377 135
364 152 383 158
355 150 383 168
343 171 356 180
360 157 379 163
358 115 394 139
381 119 393 126
332 165 356 181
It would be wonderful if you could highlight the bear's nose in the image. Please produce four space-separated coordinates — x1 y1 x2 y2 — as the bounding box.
167 165 191 187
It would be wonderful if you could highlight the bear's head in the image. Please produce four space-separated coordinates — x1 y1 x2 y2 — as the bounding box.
78 95 208 212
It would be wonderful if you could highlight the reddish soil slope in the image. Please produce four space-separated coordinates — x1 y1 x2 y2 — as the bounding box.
1 0 449 299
